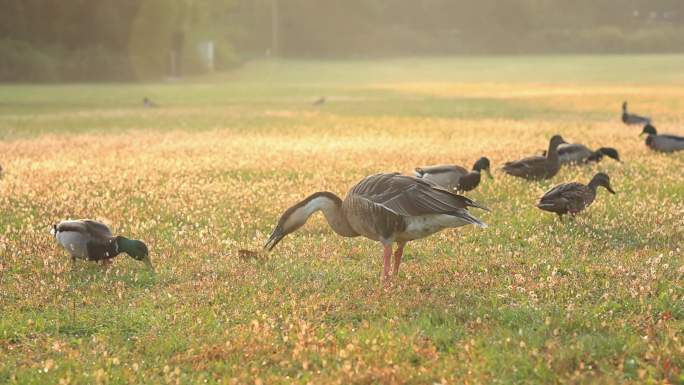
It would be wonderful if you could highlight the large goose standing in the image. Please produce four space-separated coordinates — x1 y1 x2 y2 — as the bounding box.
640 124 684 153
264 173 488 280
622 101 651 126
537 173 615 219
414 157 492 192
52 220 153 270
502 135 567 180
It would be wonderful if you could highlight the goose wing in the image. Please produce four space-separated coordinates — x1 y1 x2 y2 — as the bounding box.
349 173 488 217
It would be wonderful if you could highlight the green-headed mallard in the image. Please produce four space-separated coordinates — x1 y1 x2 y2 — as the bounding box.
502 135 567 180
414 157 492 192
550 143 621 165
52 220 153 270
537 173 615 219
622 101 651 126
265 173 488 281
641 124 684 153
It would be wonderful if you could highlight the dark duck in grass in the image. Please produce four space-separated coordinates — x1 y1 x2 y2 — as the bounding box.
537 173 615 219
502 135 567 180
265 173 488 281
415 157 492 192
542 143 621 165
622 101 651 126
52 220 153 270
640 124 684 153
143 97 158 108
312 96 326 106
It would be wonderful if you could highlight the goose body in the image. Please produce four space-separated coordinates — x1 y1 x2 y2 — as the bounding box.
556 143 621 165
502 135 567 180
415 157 491 192
265 173 488 280
537 173 615 218
641 124 684 153
622 101 651 125
52 220 153 269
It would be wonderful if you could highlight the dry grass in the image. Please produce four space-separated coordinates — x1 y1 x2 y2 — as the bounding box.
1 57 683 384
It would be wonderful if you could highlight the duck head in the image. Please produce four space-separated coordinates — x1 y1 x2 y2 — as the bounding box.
588 147 621 162
472 157 492 179
640 124 657 137
590 173 616 194
116 236 153 271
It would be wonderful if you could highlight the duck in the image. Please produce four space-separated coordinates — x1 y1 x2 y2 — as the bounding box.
312 97 326 106
622 101 651 126
502 135 567 180
52 220 153 270
264 173 488 281
414 157 492 192
537 173 615 219
143 97 158 108
542 144 621 165
640 124 684 153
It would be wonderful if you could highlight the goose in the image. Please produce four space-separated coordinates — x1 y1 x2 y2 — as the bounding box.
537 173 615 219
542 144 621 165
622 101 651 126
52 220 153 270
312 97 326 106
414 157 492 192
502 135 567 180
264 173 488 280
640 124 684 153
143 97 158 108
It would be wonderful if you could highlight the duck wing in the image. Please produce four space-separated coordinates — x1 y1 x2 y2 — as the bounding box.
502 155 547 177
557 143 592 164
538 183 590 213
415 164 468 190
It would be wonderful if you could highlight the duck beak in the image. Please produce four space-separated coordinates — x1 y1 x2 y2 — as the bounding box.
142 255 155 272
485 168 493 179
607 185 616 194
264 228 285 251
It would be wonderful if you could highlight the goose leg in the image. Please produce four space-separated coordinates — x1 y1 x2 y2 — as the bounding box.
383 244 393 281
393 242 406 276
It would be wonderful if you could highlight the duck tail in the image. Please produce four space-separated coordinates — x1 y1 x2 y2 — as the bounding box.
458 210 488 228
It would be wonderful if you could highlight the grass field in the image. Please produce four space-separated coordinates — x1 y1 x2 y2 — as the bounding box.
1 55 683 384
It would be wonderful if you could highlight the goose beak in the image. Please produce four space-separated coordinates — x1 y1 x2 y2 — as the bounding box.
264 228 285 251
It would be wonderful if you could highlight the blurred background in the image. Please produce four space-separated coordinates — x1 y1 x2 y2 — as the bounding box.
1 0 683 82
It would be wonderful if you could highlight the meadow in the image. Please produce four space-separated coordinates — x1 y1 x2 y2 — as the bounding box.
0 55 683 384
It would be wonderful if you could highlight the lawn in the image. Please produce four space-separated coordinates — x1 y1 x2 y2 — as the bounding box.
0 55 682 384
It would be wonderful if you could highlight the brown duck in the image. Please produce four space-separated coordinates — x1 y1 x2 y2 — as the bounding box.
502 135 567 180
537 173 615 219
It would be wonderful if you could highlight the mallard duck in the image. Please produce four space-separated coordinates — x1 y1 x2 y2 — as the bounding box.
640 124 684 153
537 173 615 219
265 173 488 280
52 220 153 270
415 157 492 192
543 144 621 165
622 101 651 125
312 97 326 106
502 135 567 180
143 97 158 108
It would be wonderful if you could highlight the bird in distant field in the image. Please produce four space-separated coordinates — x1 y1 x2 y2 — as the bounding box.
143 97 158 108
312 97 326 106
640 124 684 152
622 101 651 126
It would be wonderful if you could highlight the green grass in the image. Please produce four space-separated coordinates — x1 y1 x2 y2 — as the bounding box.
1 56 683 384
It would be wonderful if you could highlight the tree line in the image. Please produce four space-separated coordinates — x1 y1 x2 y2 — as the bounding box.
1 0 683 81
